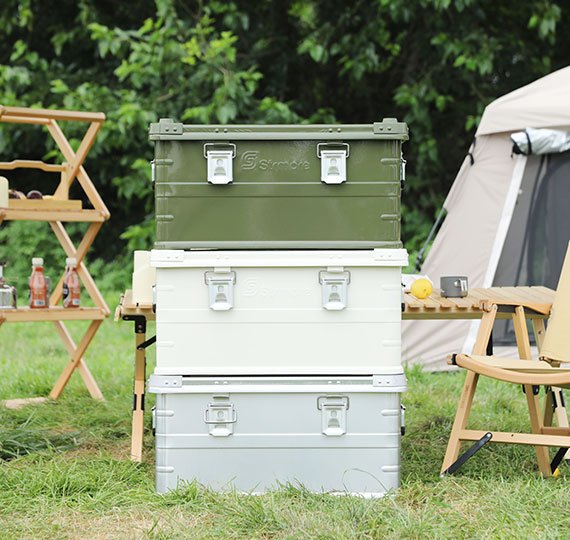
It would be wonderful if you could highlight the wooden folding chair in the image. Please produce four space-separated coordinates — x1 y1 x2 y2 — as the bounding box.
441 243 570 477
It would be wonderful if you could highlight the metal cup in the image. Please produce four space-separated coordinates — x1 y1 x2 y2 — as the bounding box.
440 276 468 298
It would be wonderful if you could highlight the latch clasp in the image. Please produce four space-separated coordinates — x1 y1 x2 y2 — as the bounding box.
204 143 236 185
317 143 349 184
204 399 237 437
317 396 349 436
319 269 350 310
205 270 236 311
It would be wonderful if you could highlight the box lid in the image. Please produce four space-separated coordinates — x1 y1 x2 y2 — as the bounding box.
150 249 408 268
148 373 407 394
149 118 409 141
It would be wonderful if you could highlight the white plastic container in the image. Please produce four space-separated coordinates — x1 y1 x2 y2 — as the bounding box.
149 373 407 495
0 176 8 208
151 249 407 375
132 250 156 305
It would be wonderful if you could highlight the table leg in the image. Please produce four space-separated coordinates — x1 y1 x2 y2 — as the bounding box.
131 319 147 462
441 306 497 473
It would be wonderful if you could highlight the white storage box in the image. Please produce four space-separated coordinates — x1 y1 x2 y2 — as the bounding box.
149 373 407 495
151 249 407 375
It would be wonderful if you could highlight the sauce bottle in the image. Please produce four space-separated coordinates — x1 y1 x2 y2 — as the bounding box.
29 258 48 308
62 257 81 308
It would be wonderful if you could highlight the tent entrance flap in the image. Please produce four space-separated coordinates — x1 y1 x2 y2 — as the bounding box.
492 151 570 345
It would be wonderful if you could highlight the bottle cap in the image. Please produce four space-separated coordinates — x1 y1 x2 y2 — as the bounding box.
32 257 44 266
66 257 77 267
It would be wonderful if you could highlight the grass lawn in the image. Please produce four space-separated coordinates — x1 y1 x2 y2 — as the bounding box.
0 291 569 539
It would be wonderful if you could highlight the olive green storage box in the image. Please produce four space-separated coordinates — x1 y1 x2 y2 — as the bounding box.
150 119 408 250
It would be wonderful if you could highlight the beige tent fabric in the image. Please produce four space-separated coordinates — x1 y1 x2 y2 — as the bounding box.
425 134 516 285
402 134 516 370
477 66 570 136
442 146 471 210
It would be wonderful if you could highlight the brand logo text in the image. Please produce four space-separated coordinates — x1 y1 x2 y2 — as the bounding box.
240 151 310 171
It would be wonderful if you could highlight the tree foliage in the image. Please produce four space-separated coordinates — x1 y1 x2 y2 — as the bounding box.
0 0 568 283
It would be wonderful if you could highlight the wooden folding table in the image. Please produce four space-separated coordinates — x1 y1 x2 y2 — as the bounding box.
115 290 155 462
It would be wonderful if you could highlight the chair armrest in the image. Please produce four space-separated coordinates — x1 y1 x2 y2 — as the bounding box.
451 353 570 387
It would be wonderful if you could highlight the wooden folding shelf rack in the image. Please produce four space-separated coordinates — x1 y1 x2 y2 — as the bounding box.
0 105 110 400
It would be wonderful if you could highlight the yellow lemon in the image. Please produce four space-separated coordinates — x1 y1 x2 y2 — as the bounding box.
411 278 433 300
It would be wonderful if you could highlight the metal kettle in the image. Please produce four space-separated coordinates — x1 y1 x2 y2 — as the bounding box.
0 265 17 309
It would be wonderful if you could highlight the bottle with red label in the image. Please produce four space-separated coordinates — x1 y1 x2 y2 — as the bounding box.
29 257 48 308
62 257 81 308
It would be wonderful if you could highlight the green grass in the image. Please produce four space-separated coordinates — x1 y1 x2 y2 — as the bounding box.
0 291 569 539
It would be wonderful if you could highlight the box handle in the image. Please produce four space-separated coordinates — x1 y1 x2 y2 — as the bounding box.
203 404 238 424
316 142 350 158
203 143 237 159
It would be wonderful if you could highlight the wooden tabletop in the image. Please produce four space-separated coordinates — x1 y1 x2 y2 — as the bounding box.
403 286 555 320
114 286 555 323
114 289 155 322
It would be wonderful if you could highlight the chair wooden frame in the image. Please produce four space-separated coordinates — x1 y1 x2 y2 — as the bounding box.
0 106 110 400
441 282 570 477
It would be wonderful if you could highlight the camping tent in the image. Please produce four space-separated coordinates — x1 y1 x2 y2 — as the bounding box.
402 66 570 371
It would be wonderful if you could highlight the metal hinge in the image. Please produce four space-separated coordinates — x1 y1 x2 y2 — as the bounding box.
204 143 236 185
318 395 349 436
205 269 236 311
319 268 350 310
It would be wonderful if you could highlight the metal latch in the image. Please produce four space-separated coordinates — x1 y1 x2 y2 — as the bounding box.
205 270 236 311
318 143 349 184
319 269 350 310
204 143 236 184
318 396 349 436
204 399 237 437
400 153 406 190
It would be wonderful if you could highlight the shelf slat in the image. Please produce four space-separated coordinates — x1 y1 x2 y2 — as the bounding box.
0 160 67 173
7 199 82 211
0 307 107 322
0 208 105 222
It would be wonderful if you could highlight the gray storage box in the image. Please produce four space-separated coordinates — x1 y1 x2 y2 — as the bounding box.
149 374 406 496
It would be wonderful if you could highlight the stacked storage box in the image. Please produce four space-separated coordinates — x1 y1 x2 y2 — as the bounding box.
149 118 409 495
